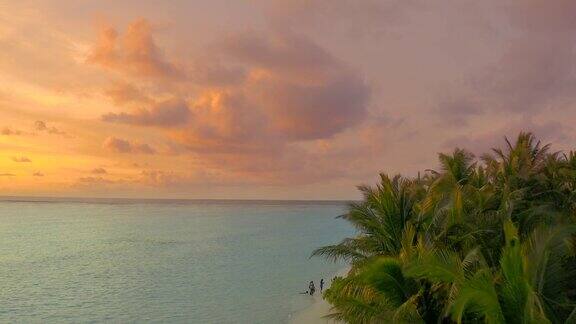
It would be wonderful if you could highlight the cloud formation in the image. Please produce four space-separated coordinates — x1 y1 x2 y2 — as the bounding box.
443 117 571 156
35 121 66 136
87 19 179 79
6 1 573 198
99 28 370 156
438 0 576 119
105 82 152 106
0 123 65 137
74 176 114 187
91 167 107 174
262 0 412 38
102 99 190 127
1 127 26 136
189 58 247 87
256 75 369 140
204 31 369 148
102 136 156 154
12 156 31 163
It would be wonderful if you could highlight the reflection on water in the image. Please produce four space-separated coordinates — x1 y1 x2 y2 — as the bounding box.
0 199 352 323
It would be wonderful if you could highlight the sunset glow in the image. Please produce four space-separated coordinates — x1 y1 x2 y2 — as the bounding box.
1 1 574 199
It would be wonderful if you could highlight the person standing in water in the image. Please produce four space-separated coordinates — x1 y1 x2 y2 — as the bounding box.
308 281 315 296
320 278 324 292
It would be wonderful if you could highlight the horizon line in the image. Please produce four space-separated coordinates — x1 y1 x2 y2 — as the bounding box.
0 195 356 204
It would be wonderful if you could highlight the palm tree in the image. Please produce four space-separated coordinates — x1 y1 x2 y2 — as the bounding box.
406 220 576 323
324 257 423 323
315 132 576 323
312 174 418 263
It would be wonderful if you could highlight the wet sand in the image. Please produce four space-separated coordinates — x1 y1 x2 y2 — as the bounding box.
289 292 337 324
289 268 349 324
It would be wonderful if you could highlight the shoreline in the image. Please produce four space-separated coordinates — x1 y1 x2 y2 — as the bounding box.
289 267 349 324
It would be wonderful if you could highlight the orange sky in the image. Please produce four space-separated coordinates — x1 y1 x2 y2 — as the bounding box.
0 0 575 199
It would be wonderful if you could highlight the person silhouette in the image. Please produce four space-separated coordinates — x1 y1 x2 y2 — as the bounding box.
308 281 315 296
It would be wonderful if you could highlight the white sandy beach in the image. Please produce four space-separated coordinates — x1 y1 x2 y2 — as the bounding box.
290 292 336 324
289 268 349 324
290 294 338 324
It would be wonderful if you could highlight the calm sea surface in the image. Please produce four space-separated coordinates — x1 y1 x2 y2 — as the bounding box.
0 198 353 323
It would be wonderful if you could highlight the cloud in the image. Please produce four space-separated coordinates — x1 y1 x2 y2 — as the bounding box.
138 170 188 187
255 75 369 140
102 136 156 154
7 2 576 197
220 32 340 81
105 82 152 105
33 172 44 177
0 173 15 177
74 176 114 187
173 91 274 153
435 97 482 125
506 0 576 33
261 0 414 38
82 16 381 188
35 120 66 136
91 167 107 174
197 31 370 144
136 143 156 155
2 122 66 137
87 18 180 79
34 121 47 131
102 99 190 127
89 21 372 187
439 0 576 119
12 156 31 163
103 137 131 153
443 117 571 156
1 127 27 136
475 36 575 113
98 27 370 157
212 34 368 144
190 57 247 87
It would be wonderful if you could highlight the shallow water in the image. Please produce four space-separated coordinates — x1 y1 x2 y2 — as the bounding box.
0 199 352 323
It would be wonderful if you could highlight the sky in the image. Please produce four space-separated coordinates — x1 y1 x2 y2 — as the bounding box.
0 0 575 200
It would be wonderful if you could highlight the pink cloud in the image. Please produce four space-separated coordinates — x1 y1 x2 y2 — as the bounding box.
102 99 190 127
438 0 576 119
256 76 369 140
186 32 370 145
87 18 179 79
262 0 412 36
175 92 274 153
105 82 152 106
8 1 576 198
98 27 371 156
443 117 571 156
189 57 247 87
219 32 340 82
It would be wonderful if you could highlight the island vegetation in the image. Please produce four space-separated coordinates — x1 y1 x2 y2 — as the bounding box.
314 132 576 323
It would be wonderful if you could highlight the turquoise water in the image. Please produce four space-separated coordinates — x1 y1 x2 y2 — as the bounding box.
0 199 353 323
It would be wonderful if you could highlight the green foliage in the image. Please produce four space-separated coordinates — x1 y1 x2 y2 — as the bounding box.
315 132 576 323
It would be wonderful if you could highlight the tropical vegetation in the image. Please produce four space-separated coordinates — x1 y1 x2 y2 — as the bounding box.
314 132 576 323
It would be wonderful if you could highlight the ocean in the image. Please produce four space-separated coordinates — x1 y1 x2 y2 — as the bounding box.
0 198 353 323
